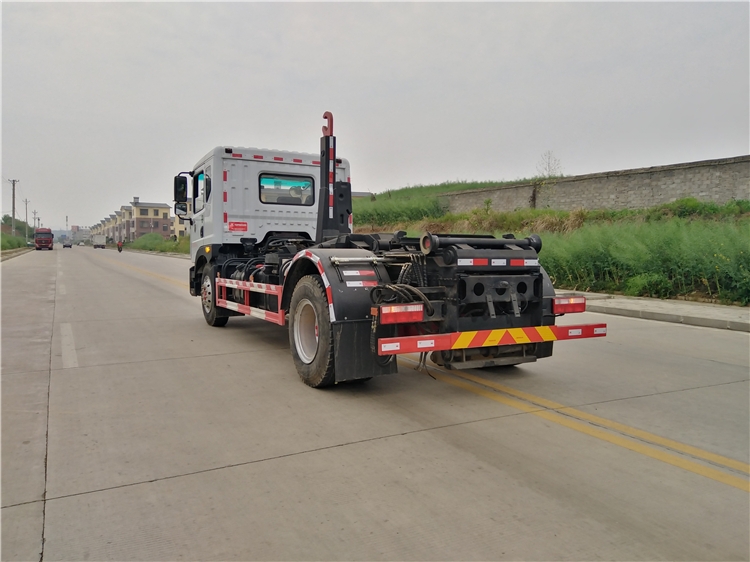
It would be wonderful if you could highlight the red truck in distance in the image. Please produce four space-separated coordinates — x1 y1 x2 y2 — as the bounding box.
34 228 54 250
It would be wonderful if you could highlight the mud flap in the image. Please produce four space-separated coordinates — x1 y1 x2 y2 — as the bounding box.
333 320 398 382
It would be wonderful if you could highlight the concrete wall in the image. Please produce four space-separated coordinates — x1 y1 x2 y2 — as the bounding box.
440 155 750 213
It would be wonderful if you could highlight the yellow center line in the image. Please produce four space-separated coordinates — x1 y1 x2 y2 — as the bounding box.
399 357 750 492
447 367 750 475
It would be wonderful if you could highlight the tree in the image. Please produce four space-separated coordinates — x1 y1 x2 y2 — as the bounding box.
536 150 563 178
2 214 32 237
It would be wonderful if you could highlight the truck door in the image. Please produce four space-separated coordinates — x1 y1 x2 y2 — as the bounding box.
191 167 214 259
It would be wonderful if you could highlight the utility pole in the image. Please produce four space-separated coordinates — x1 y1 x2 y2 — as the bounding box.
23 199 30 243
7 179 19 236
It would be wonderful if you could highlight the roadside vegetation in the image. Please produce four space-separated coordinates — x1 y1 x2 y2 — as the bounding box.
352 178 547 225
353 195 749 304
1 215 34 250
1 233 29 250
353 190 750 232
127 233 190 254
540 220 749 304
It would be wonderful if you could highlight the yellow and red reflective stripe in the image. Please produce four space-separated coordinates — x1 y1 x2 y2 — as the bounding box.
377 324 606 355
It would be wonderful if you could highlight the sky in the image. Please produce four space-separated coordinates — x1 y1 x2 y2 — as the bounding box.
2 2 748 231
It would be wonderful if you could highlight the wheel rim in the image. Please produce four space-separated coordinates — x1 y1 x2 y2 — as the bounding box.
293 298 319 365
201 275 213 313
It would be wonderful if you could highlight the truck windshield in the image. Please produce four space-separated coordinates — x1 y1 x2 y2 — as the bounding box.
34 233 52 239
259 174 314 206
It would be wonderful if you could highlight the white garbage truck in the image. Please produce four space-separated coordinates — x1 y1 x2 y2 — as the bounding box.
173 112 607 388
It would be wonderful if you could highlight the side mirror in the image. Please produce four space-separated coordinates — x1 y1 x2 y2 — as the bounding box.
174 176 188 203
174 202 192 225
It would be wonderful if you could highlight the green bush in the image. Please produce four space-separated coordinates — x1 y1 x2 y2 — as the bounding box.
1 234 28 250
540 220 750 304
129 233 189 254
644 197 750 221
352 178 549 226
624 273 673 298
353 197 445 225
354 193 750 230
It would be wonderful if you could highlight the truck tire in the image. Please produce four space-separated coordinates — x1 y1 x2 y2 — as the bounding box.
289 275 335 388
201 267 229 327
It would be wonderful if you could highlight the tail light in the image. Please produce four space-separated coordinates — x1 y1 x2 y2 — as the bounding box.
553 296 586 314
377 303 424 324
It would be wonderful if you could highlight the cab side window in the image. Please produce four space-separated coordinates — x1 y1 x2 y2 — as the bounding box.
205 166 212 203
193 171 206 213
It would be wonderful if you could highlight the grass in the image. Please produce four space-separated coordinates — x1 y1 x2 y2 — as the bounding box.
539 220 750 304
352 193 750 304
367 178 547 200
128 233 190 253
353 177 549 225
1 234 30 250
354 195 750 231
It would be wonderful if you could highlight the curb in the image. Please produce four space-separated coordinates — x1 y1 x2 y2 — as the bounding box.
130 249 190 259
585 302 750 333
1 248 34 262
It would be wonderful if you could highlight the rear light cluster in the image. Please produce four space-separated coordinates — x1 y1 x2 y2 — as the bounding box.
553 296 586 314
377 303 424 324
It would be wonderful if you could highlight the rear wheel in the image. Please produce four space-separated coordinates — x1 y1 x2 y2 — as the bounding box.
201 266 228 327
289 275 335 388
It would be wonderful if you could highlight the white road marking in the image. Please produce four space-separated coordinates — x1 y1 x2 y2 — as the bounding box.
61 323 79 369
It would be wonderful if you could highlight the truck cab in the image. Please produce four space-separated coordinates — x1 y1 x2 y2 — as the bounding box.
34 228 54 250
179 146 350 292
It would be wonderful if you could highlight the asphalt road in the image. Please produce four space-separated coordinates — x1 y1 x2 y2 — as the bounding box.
2 247 749 561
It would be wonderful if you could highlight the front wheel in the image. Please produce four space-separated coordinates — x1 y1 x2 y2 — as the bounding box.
201 266 228 327
289 275 335 388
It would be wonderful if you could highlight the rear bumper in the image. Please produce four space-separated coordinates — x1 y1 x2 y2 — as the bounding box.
377 323 607 355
